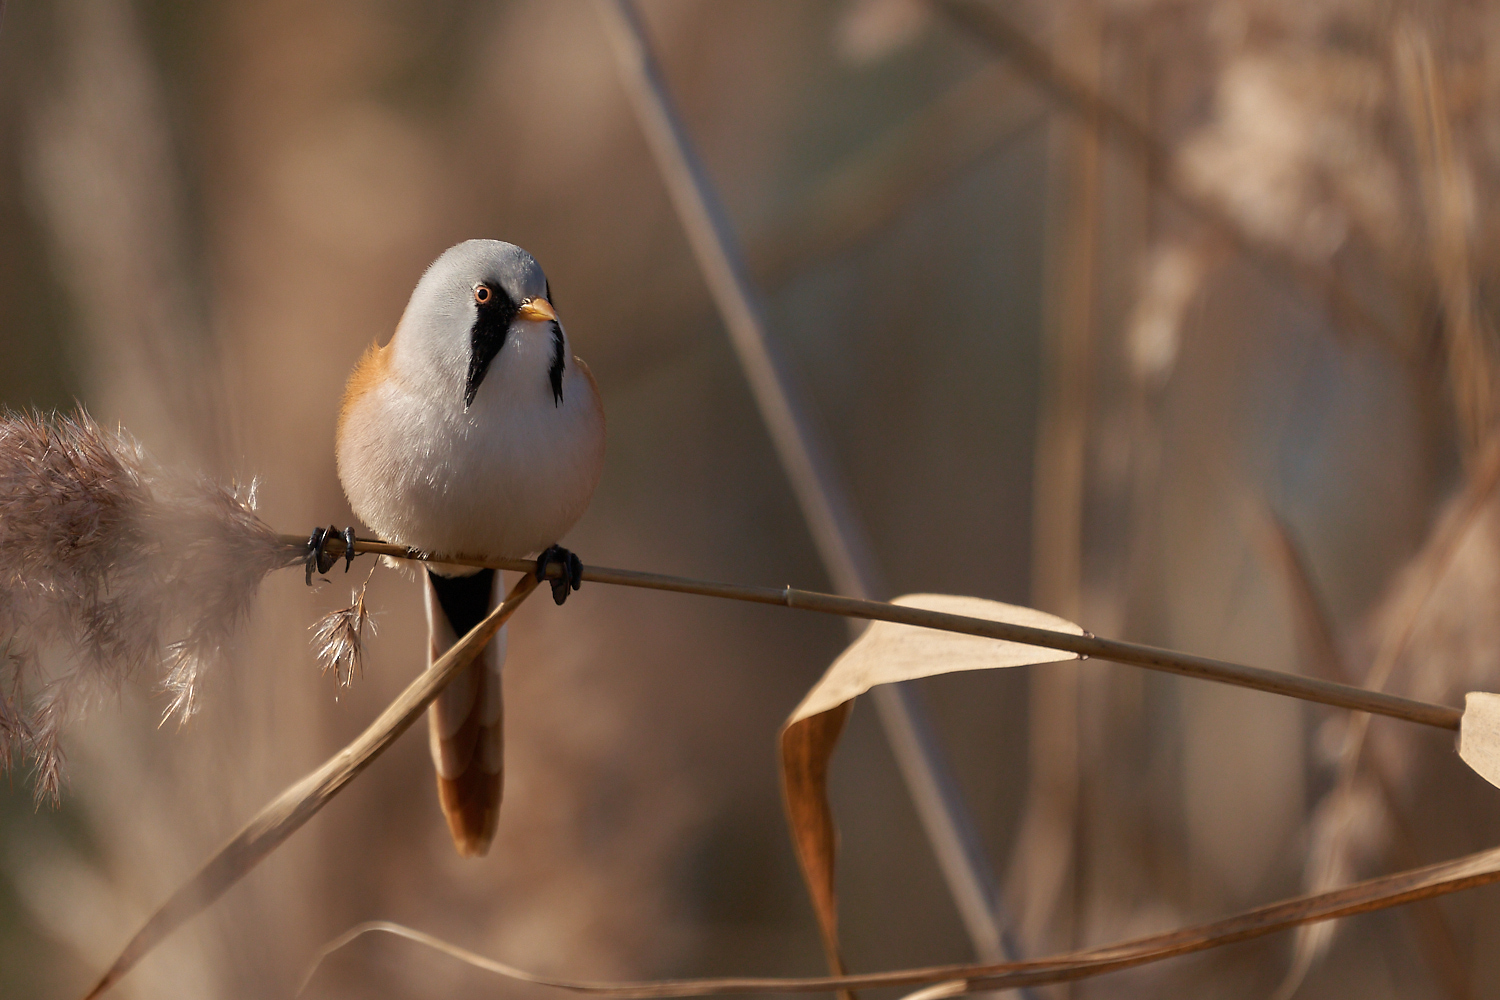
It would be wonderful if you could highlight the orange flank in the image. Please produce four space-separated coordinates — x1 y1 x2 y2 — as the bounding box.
337 341 391 438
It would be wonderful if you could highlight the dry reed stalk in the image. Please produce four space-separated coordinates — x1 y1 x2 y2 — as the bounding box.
1078 20 1180 965
1396 23 1496 462
302 532 1464 731
1278 437 1500 994
301 840 1500 998
1009 0 1101 960
1302 432 1500 875
82 573 540 1000
0 411 300 801
596 0 1017 973
1258 511 1473 1000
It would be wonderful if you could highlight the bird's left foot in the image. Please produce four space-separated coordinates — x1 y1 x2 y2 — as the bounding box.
305 525 358 585
535 545 583 605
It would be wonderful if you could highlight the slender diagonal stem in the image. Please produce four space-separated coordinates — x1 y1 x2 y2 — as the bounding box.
593 0 1022 969
83 573 540 1000
302 840 1500 997
296 534 1464 732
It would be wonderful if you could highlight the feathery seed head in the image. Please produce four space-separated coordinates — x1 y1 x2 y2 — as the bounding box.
0 410 302 802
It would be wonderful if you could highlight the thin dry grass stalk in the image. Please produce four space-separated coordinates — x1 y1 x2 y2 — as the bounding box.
0 411 300 802
1258 509 1473 1000
598 0 1024 970
300 840 1500 998
1275 431 1500 991
1012 0 1101 957
1395 22 1497 460
300 533 1466 731
66 521 1485 999
82 572 540 1000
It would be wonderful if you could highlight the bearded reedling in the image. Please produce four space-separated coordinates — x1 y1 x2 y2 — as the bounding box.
328 240 605 856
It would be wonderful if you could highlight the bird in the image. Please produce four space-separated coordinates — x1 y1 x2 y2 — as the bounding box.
329 239 605 857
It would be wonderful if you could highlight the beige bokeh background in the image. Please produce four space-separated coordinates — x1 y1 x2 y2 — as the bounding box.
4 2 1500 999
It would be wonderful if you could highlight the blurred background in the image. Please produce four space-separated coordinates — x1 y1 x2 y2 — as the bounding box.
3 0 1500 997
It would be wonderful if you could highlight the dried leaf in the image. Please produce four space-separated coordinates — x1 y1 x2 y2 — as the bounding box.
81 573 539 1000
780 594 1082 976
1459 692 1500 789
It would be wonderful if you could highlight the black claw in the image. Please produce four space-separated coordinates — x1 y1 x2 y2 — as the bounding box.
317 525 340 575
536 545 584 606
305 526 328 586
305 524 349 584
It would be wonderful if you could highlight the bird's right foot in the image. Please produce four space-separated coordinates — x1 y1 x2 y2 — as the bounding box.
535 545 583 605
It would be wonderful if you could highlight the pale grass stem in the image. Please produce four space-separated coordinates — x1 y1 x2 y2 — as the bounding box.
297 532 1465 732
68 514 1473 1000
82 573 539 1000
297 842 1500 998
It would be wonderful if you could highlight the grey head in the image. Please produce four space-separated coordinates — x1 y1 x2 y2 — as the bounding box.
398 239 562 410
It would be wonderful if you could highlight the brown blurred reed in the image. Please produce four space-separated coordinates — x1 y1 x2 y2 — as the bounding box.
11 1 1500 999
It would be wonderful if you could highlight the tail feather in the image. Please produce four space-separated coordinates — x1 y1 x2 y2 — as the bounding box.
424 568 505 857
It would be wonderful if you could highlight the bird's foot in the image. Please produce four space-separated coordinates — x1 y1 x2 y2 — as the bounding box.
305 525 358 585
535 545 583 605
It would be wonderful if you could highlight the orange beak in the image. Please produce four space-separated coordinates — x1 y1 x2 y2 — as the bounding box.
517 298 558 323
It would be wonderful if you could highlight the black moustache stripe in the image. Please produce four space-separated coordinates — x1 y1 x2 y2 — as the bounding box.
465 287 518 409
549 321 565 406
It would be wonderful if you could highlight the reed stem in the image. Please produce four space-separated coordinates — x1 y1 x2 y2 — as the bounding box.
287 533 1464 732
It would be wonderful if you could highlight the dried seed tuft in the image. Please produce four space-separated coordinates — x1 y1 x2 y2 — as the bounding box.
0 410 302 801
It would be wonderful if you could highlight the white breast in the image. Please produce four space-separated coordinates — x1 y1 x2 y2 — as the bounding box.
337 329 605 562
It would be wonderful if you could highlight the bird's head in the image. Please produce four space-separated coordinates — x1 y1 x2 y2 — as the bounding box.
392 239 566 411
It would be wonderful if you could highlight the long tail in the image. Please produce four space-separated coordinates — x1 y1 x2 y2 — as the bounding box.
423 568 505 857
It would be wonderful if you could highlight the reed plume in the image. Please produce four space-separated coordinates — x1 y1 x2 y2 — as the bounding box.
0 410 301 802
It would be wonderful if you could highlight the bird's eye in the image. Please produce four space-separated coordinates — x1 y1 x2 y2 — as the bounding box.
473 284 492 305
